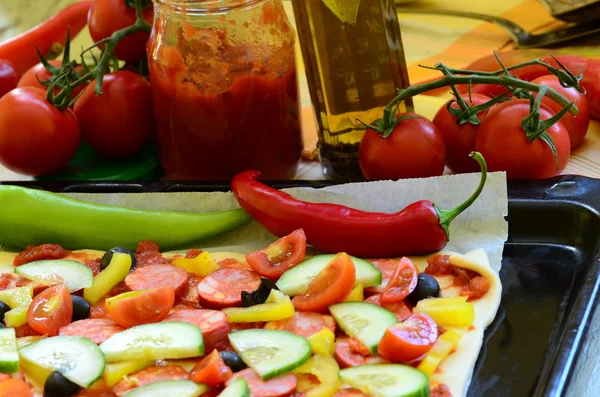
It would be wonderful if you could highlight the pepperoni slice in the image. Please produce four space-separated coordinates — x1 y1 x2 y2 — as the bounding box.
264 312 336 338
196 269 261 308
334 339 389 369
226 369 297 397
365 259 399 294
125 264 189 297
181 275 203 309
112 366 188 397
218 258 253 270
162 309 230 352
364 294 412 322
59 319 124 345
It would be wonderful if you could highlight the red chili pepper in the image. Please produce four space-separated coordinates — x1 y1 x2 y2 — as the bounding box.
0 1 93 77
232 152 488 258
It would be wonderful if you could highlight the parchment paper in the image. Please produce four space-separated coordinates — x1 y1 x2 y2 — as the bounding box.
65 172 509 272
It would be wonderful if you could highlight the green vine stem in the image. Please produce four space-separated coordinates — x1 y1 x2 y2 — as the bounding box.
48 0 152 109
383 73 578 127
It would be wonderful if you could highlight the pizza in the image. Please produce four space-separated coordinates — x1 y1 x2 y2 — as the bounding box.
0 231 501 397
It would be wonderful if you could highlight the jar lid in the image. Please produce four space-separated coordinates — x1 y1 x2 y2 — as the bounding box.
36 143 162 181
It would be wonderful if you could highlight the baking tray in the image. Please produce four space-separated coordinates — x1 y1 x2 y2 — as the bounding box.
3 175 600 397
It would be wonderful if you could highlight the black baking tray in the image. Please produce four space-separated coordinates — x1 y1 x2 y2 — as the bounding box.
3 175 600 397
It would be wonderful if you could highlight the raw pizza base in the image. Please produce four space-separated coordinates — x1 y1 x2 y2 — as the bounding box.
0 247 501 397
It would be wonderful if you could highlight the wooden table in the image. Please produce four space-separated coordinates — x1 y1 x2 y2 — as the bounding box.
0 1 599 395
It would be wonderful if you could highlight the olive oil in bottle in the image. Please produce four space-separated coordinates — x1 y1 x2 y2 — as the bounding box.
292 0 413 181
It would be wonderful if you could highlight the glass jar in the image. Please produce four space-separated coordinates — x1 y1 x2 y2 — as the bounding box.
292 0 413 181
148 0 302 180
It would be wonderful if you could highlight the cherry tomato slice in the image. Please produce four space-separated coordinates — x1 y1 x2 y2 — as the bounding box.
189 350 233 386
377 312 439 364
246 229 306 280
292 252 356 313
0 378 33 397
27 284 73 336
381 257 418 303
106 286 175 328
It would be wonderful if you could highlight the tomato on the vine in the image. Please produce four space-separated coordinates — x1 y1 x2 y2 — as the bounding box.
74 71 154 157
0 60 18 99
531 75 590 150
0 87 80 176
359 113 446 180
474 99 570 180
18 60 85 101
377 312 439 363
88 0 153 62
433 94 491 173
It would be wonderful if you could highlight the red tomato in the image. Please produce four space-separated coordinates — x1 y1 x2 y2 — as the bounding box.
18 60 85 102
0 60 18 99
377 312 439 363
433 94 491 173
381 257 418 303
359 113 446 181
189 350 233 386
27 284 73 336
74 71 153 156
246 229 306 280
531 75 590 150
0 87 80 176
292 253 356 313
106 286 175 328
88 0 153 62
474 99 571 180
334 339 368 368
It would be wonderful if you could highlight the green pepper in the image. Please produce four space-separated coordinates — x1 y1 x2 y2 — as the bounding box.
0 185 251 251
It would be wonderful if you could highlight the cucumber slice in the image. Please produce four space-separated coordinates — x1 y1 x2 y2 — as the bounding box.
219 378 250 397
228 329 311 380
123 380 209 397
276 255 381 296
18 336 105 388
0 328 19 373
100 322 204 362
329 302 397 354
15 260 93 292
339 364 429 397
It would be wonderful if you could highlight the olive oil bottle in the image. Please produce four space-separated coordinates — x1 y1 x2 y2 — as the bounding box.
292 0 413 181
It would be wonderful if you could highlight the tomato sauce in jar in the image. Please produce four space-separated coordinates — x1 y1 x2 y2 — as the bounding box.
148 0 302 180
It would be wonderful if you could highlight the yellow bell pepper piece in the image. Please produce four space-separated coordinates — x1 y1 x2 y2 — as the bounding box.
223 290 294 323
84 252 132 305
0 286 33 327
16 336 45 349
413 297 474 327
417 329 463 377
308 328 335 356
104 359 155 387
294 355 341 397
172 252 219 277
344 284 363 302
20 356 52 387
